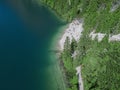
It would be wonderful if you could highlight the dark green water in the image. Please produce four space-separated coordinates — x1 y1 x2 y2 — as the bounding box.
0 0 64 90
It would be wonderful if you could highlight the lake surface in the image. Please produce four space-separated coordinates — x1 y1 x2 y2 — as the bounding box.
0 0 65 90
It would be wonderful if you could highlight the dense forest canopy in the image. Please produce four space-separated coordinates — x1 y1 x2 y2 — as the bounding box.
38 0 120 90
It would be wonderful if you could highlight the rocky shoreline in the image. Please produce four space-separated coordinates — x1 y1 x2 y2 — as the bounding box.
58 19 84 90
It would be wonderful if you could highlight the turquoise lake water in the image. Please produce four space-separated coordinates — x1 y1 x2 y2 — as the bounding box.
0 0 65 90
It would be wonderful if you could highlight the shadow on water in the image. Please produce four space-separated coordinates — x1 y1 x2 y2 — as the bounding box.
0 0 65 90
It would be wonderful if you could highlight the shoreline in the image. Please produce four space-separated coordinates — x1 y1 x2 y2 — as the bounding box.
48 24 68 90
36 0 67 23
58 19 84 90
59 19 83 51
50 19 84 90
50 24 69 52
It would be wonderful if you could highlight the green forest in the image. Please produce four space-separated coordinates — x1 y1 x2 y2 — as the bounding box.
38 0 120 90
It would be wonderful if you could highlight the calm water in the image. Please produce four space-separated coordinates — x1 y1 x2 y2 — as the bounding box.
0 0 64 90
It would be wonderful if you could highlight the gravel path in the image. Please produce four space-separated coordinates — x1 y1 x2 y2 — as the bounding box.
76 66 84 90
